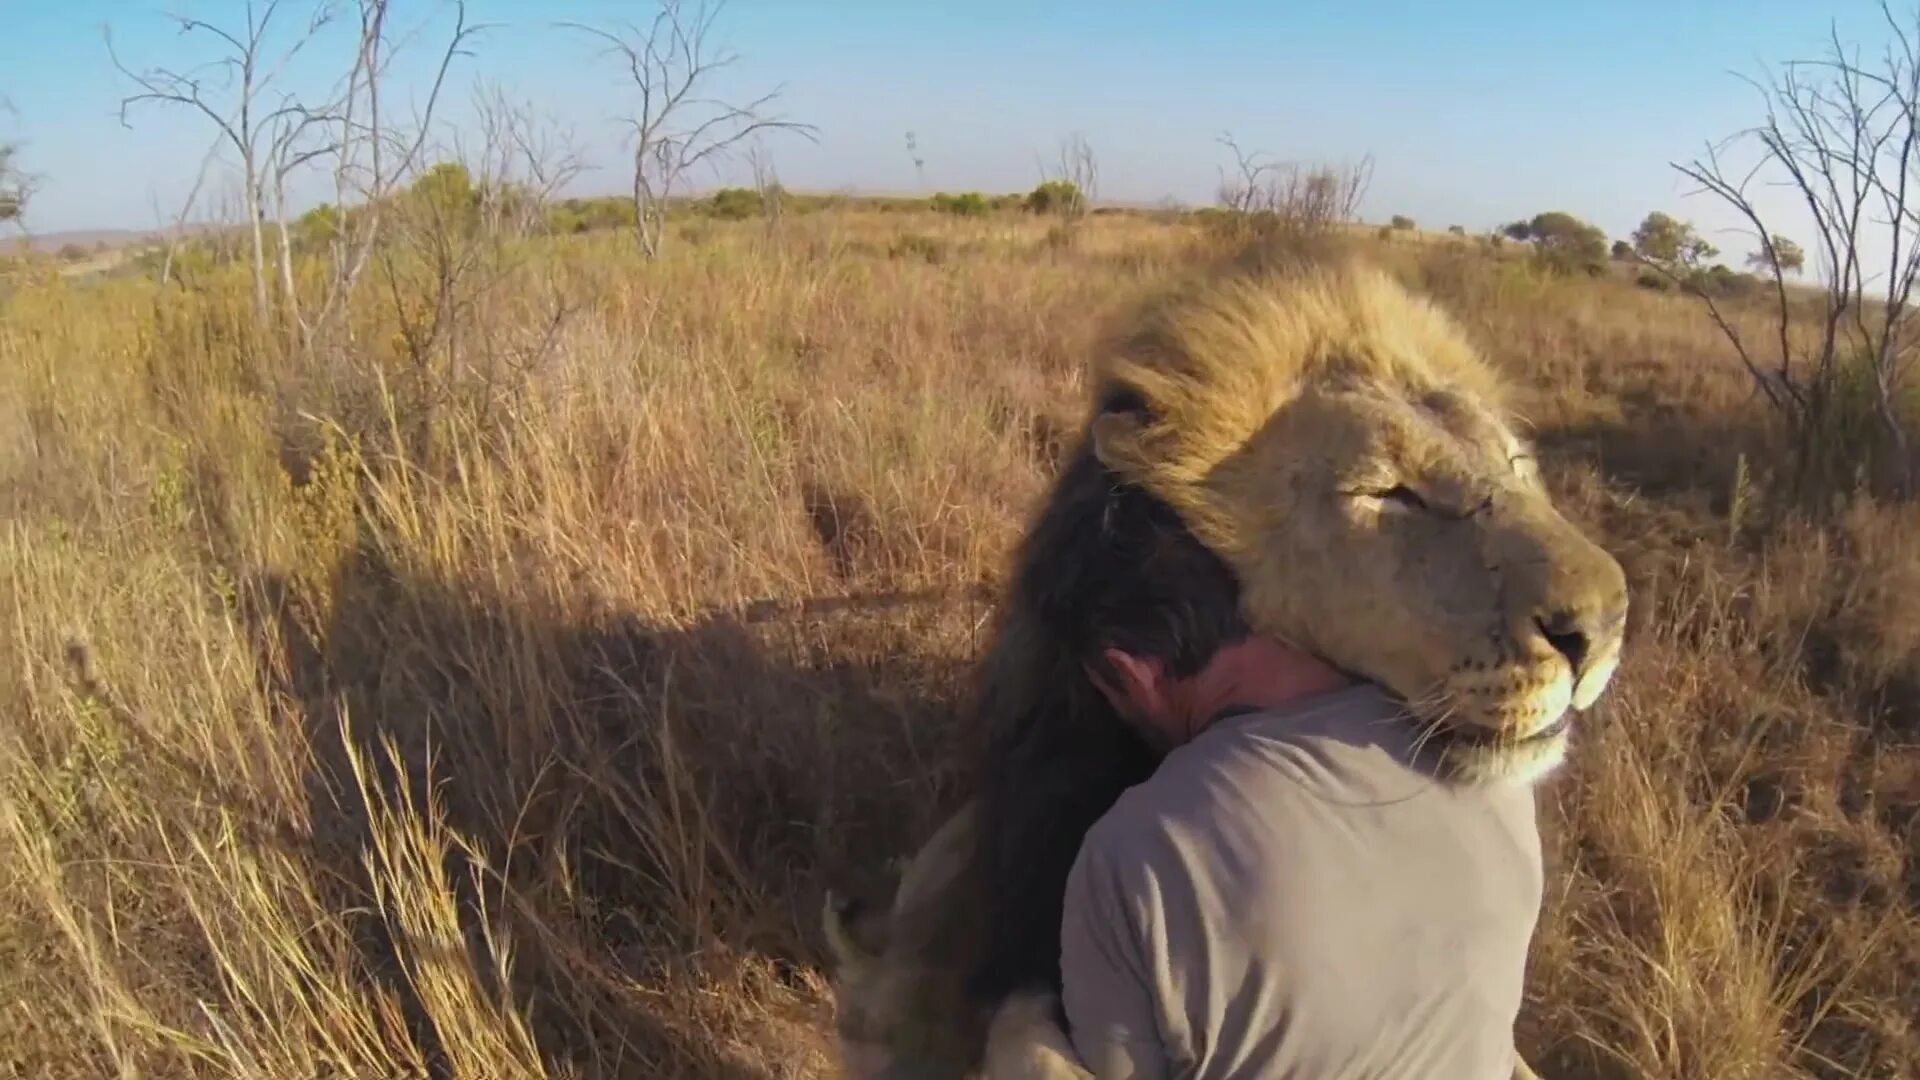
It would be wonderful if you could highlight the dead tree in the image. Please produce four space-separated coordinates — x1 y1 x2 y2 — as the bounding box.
106 1 334 322
746 140 784 231
1037 132 1098 229
1215 131 1372 234
1672 2 1920 498
108 1 481 341
151 136 221 287
0 144 28 228
559 0 817 258
905 131 926 191
373 82 583 462
0 97 26 228
270 0 483 347
385 83 583 378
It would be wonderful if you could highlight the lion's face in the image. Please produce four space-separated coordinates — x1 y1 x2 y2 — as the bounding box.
1220 381 1623 781
1091 264 1628 784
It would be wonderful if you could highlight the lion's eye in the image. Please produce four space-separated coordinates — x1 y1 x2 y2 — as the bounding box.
1381 485 1428 510
1369 485 1429 512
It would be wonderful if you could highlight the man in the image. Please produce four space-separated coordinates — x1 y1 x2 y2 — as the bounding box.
1049 636 1546 1079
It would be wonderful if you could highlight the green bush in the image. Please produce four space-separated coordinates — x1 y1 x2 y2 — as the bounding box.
1632 211 1715 267
407 162 481 233
931 191 990 217
1505 211 1608 276
1803 346 1920 492
1635 270 1672 291
546 196 637 235
1025 179 1085 216
296 204 343 247
705 187 764 220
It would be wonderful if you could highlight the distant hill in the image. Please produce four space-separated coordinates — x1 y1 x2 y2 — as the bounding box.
1 224 224 255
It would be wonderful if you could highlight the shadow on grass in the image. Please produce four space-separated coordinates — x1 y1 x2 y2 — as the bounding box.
237 539 981 1077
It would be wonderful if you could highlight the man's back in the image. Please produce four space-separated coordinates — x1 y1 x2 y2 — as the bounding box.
1059 683 1543 1080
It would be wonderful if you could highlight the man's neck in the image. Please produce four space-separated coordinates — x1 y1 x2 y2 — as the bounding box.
1174 637 1354 742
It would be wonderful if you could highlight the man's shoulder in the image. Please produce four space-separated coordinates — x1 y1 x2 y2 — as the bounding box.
1152 682 1413 788
1077 684 1429 873
1207 682 1413 749
1073 757 1232 901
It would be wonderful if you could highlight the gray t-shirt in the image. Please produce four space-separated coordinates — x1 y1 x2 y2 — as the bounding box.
1058 683 1543 1080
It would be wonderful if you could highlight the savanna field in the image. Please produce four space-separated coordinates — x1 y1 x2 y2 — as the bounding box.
2 206 1918 1080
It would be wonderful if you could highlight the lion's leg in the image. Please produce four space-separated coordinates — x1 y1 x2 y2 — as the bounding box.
824 805 996 1077
982 991 1094 1080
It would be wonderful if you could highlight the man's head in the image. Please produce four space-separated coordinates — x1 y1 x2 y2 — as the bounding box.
1088 636 1351 752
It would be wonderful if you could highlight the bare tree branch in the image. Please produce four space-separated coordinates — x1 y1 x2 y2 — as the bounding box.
1674 3 1920 498
0 96 34 230
558 0 817 258
105 0 484 345
104 0 338 322
152 133 224 288
1214 131 1371 241
372 80 585 460
296 0 485 349
745 140 783 231
0 143 31 229
1032 132 1098 233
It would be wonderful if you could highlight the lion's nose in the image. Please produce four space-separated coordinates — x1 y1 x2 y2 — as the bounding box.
1535 603 1625 677
1535 611 1588 673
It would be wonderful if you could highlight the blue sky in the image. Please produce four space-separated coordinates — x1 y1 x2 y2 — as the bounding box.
0 0 1891 255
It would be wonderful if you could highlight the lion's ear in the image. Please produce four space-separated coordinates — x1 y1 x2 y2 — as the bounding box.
1089 408 1145 471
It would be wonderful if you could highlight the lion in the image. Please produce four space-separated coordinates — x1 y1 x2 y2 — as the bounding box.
823 255 1627 1078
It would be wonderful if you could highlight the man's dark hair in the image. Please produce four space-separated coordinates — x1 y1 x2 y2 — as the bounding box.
961 390 1249 1004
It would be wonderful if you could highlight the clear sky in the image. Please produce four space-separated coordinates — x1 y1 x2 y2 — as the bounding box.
0 0 1892 254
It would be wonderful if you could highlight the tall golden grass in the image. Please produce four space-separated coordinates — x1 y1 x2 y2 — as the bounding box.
2 211 1916 1078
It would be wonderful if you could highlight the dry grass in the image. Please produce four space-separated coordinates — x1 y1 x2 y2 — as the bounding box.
1 210 1916 1078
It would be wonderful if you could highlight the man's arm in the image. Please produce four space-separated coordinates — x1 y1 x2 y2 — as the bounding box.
1056 827 1175 1080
